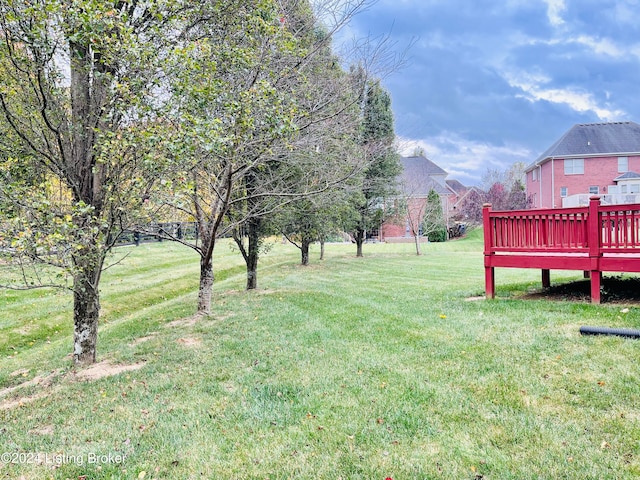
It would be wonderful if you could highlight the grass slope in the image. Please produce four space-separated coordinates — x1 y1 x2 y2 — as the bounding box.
1 233 639 479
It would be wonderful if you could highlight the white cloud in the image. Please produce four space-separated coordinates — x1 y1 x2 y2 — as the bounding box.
521 86 624 121
396 134 533 185
544 0 566 27
504 71 626 121
612 0 640 27
571 36 640 62
572 35 624 58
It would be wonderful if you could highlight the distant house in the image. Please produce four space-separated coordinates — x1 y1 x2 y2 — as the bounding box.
445 178 468 206
380 155 464 241
446 179 484 218
525 122 640 208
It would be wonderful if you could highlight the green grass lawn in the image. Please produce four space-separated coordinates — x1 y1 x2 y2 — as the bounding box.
1 231 640 479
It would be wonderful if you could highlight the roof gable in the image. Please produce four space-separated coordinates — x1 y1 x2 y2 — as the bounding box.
397 155 449 196
530 122 640 169
401 155 448 176
446 178 467 194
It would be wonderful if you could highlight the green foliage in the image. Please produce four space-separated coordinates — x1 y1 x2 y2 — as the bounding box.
348 78 401 246
423 188 447 242
362 80 395 145
361 80 401 201
0 0 228 361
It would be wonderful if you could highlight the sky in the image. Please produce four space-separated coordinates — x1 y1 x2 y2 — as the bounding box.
334 0 640 186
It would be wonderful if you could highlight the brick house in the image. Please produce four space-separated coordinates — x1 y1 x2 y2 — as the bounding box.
381 155 462 240
525 122 640 208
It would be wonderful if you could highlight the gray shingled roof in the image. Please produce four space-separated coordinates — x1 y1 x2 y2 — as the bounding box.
614 171 640 181
397 155 449 196
446 178 467 194
529 122 640 170
401 155 448 176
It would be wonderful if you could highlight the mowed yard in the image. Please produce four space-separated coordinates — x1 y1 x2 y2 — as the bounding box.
1 231 639 479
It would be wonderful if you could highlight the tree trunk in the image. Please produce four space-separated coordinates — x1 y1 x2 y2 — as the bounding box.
197 257 214 313
319 239 325 260
414 233 422 256
68 40 108 365
301 238 311 266
72 263 101 366
355 228 365 257
246 217 261 290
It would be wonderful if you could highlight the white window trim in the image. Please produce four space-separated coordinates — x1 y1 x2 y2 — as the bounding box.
564 158 584 175
618 156 629 173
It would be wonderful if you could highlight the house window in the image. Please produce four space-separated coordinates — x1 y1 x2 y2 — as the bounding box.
621 185 628 194
589 186 599 195
631 184 640 194
564 158 584 175
618 157 629 173
532 169 538 181
560 187 568 197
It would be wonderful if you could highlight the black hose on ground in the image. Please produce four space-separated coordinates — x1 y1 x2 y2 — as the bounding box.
580 326 640 339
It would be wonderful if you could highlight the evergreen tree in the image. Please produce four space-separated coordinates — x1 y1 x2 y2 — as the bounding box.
351 79 401 256
423 189 447 242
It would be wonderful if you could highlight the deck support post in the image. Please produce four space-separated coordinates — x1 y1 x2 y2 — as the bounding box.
482 203 495 299
590 271 602 304
485 266 495 299
542 269 550 288
587 196 602 304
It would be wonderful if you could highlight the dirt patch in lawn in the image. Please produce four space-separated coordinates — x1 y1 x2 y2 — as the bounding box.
0 360 146 410
129 333 157 346
0 370 59 410
176 337 202 348
73 360 146 381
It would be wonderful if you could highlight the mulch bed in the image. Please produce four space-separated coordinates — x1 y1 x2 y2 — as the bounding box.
521 275 640 304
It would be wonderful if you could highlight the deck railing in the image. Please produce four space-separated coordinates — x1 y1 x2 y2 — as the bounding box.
599 204 640 252
482 196 640 303
485 206 589 253
483 196 640 255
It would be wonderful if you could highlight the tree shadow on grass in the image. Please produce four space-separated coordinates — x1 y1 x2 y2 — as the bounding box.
521 275 640 304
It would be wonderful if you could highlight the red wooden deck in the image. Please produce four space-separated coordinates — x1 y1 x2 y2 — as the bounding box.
482 196 640 303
